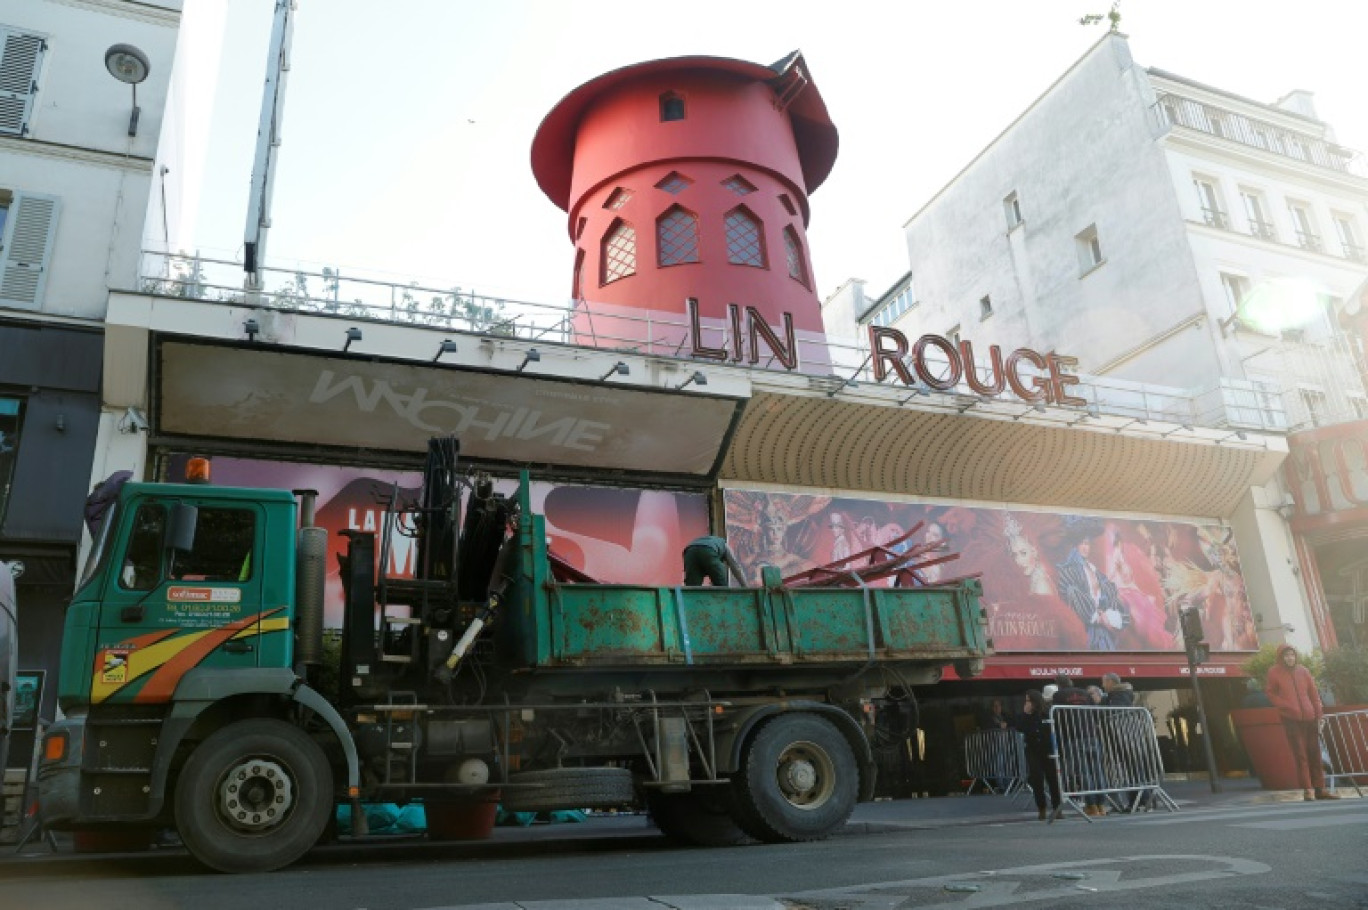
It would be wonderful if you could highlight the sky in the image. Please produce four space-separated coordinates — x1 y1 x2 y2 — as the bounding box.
181 0 1368 310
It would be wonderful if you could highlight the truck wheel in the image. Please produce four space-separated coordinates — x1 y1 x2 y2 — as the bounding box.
501 767 634 813
647 789 750 847
174 718 333 873
730 713 858 843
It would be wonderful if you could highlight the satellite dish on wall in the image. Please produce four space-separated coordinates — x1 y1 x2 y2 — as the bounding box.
104 44 150 137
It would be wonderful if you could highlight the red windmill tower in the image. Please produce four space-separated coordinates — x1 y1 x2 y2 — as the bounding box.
531 52 838 370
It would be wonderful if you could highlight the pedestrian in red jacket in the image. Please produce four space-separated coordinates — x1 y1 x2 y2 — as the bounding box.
1265 644 1339 801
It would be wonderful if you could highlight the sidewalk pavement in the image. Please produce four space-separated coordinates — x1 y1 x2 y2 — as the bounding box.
2 775 1358 865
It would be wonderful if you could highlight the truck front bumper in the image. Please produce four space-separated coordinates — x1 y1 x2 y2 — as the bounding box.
36 717 86 830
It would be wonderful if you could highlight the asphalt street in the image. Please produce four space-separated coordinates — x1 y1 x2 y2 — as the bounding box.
1 779 1364 910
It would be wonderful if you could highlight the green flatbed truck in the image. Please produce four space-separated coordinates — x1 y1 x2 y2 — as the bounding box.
39 438 989 872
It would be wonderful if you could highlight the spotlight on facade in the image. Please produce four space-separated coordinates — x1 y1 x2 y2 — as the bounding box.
433 339 458 362
677 370 707 390
600 361 629 381
343 327 362 351
517 348 541 372
243 318 260 341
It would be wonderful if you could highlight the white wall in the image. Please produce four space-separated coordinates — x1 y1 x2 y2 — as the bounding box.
15 0 179 159
898 35 1221 387
1 0 181 318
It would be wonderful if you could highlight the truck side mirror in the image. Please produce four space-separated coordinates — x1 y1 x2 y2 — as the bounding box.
165 502 199 553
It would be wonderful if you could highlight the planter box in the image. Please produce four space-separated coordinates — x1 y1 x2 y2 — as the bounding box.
1230 707 1299 790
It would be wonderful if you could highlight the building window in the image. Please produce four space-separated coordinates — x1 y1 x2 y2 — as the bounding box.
0 396 21 521
659 91 685 122
1333 213 1364 262
783 226 808 287
572 248 584 298
980 295 993 319
575 217 586 240
1193 177 1227 229
1003 191 1022 229
1299 388 1329 427
655 172 691 195
947 325 962 347
1076 224 1104 273
722 175 757 196
778 194 797 216
1219 273 1249 318
120 503 256 591
0 28 45 137
600 219 636 285
1241 189 1276 240
657 206 700 267
604 188 632 210
1350 397 1368 420
872 283 916 328
1288 201 1321 252
0 190 60 309
724 206 765 268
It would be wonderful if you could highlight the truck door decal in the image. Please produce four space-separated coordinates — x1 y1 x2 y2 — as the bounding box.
90 609 285 704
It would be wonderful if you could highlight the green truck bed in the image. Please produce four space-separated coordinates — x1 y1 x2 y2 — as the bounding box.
503 498 989 672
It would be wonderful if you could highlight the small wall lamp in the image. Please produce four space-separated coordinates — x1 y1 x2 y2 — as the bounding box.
676 371 707 390
600 361 630 381
518 348 541 372
433 339 458 362
243 318 260 341
343 327 362 352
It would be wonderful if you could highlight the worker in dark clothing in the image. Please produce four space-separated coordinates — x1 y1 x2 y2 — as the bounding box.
682 535 747 586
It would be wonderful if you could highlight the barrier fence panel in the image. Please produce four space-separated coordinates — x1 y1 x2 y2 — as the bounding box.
963 729 1029 796
1322 709 1368 797
1049 705 1177 822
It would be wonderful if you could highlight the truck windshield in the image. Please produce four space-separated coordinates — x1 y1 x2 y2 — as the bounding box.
77 502 118 591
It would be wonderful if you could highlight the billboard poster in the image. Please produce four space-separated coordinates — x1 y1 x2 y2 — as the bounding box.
168 455 708 626
158 342 738 476
722 489 1258 654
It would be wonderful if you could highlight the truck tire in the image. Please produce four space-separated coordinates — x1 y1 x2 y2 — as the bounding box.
501 767 634 813
730 713 858 843
647 789 750 847
173 718 333 873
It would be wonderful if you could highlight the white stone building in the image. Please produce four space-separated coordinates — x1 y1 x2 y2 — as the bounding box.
0 0 184 722
827 33 1368 652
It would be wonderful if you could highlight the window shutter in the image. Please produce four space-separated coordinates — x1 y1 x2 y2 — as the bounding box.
0 193 60 308
0 28 45 137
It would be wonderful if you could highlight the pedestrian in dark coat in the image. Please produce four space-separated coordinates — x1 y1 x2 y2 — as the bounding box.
1013 689 1061 820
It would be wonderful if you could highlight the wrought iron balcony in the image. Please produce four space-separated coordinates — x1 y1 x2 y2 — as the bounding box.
1155 92 1367 178
1248 219 1278 242
1201 208 1229 230
1295 230 1323 253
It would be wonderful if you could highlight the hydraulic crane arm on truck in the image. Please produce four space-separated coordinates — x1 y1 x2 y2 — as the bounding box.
39 438 990 872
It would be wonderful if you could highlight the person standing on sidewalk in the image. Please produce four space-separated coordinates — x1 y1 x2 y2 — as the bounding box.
1014 690 1061 820
1265 644 1339 801
1102 672 1150 810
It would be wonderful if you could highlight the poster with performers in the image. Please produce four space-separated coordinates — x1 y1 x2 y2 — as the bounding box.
167 455 708 626
722 489 1258 654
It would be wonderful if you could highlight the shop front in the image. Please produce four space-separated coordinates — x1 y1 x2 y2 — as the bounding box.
0 320 103 744
83 293 1300 791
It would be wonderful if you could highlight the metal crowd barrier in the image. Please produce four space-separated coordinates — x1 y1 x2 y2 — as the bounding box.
963 728 1029 796
1322 709 1368 797
1049 705 1177 821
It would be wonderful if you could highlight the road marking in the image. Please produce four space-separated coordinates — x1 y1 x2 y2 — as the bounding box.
782 855 1269 908
1235 813 1368 831
1131 802 1366 826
